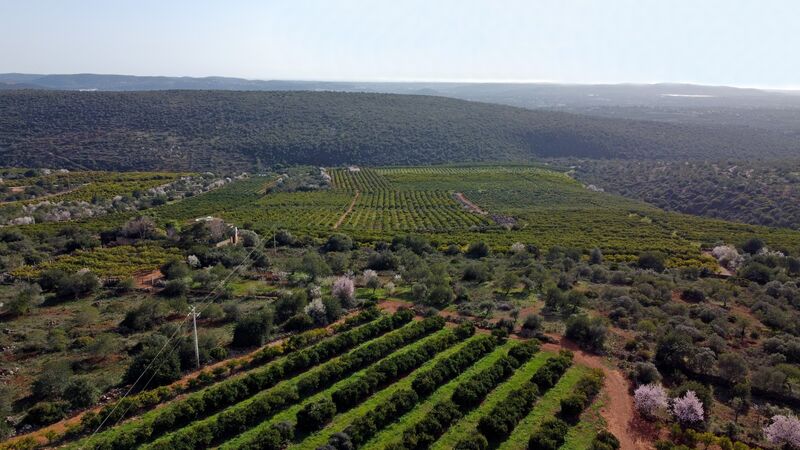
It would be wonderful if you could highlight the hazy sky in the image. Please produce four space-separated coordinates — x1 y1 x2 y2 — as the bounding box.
2 0 799 88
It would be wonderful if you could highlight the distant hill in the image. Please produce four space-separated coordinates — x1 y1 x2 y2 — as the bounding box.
0 89 798 172
4 73 800 135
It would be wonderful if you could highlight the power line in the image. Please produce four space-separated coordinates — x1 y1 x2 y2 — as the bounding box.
87 234 266 440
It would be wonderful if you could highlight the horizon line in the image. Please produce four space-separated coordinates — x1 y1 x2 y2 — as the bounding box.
3 72 800 92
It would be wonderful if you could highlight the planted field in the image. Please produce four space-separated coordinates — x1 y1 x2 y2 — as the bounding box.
11 165 800 266
58 309 605 450
10 244 182 279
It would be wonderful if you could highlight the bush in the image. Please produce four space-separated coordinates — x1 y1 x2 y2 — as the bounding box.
466 241 490 259
24 401 69 426
565 315 607 353
531 351 574 390
331 326 459 411
452 355 518 408
343 389 419 446
590 430 621 450
64 377 99 409
242 421 294 450
232 309 274 348
528 418 569 450
520 314 543 337
401 400 462 449
454 433 489 450
123 335 182 387
477 383 538 440
638 251 665 272
296 398 336 432
161 279 189 297
462 263 491 282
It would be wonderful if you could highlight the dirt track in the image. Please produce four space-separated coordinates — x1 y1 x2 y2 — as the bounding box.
453 192 488 215
542 336 654 450
333 190 360 229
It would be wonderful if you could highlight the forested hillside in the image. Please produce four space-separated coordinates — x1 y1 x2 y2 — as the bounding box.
0 90 797 171
570 159 800 230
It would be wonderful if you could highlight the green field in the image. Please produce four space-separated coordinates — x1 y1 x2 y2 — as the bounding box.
10 165 800 277
216 165 799 266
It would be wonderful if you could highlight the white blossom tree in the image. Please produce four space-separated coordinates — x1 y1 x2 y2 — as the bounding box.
362 269 380 293
634 384 670 419
764 414 800 449
672 390 704 426
510 242 526 254
332 276 355 307
305 298 328 326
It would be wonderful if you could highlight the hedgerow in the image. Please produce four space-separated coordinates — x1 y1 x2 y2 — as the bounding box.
399 340 541 449
330 323 470 411
558 368 604 422
340 334 497 447
527 418 570 450
475 350 574 443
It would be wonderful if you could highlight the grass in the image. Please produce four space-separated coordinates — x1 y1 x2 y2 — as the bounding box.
497 365 591 450
364 340 518 448
289 334 489 449
430 350 555 450
218 328 459 449
561 385 607 450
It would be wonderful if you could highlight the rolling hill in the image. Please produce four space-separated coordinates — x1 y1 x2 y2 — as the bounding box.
1 90 798 172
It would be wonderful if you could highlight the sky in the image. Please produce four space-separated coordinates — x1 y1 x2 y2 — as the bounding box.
1 0 799 88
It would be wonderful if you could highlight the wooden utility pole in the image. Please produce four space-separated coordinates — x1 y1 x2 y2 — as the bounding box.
189 306 201 368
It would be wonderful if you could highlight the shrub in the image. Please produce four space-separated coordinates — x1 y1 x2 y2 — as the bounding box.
453 355 517 408
232 309 274 348
411 335 496 397
559 370 604 422
466 241 490 259
638 251 665 272
454 433 489 450
84 311 406 449
296 398 336 432
531 351 574 390
528 418 569 450
64 377 99 409
343 389 419 446
565 315 608 353
477 383 538 440
590 430 621 450
24 401 69 426
520 314 543 337
401 400 462 449
242 421 294 450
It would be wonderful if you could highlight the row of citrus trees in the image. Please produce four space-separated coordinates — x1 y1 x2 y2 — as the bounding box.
67 309 416 450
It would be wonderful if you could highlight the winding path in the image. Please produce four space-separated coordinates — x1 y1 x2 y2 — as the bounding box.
542 336 654 450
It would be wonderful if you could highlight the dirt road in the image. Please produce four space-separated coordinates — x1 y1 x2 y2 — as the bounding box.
543 336 654 450
334 190 360 229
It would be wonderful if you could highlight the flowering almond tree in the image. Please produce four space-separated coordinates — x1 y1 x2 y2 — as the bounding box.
672 390 704 426
332 276 355 307
764 414 800 449
634 384 669 419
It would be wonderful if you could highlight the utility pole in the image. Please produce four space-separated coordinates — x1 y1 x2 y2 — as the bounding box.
189 306 201 369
